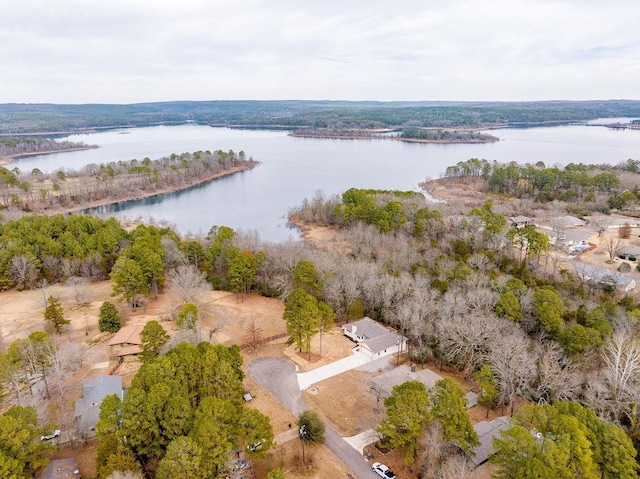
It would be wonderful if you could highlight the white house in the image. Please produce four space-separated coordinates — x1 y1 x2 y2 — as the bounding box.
341 317 406 358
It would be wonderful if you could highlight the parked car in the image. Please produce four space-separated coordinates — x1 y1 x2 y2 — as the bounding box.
372 462 396 479
40 429 61 441
247 438 266 452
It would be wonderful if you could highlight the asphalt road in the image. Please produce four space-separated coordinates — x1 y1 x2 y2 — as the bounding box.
248 357 381 479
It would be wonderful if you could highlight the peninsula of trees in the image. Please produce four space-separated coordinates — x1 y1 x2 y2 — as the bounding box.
0 149 258 213
0 137 96 164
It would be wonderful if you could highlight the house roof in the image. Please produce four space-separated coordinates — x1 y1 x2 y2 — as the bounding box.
555 215 586 228
619 245 640 256
341 317 405 354
74 375 123 431
342 317 390 339
510 215 534 224
364 332 403 354
106 324 144 346
470 416 511 467
106 322 172 347
575 263 635 287
39 458 79 479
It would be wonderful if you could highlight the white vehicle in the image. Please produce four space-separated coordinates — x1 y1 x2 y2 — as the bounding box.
372 462 396 479
41 429 61 441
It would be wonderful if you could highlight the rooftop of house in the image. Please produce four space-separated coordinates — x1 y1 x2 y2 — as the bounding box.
509 215 534 223
74 375 123 431
39 458 79 479
619 245 640 256
342 317 392 340
470 416 511 467
575 263 635 287
106 322 172 347
342 317 407 354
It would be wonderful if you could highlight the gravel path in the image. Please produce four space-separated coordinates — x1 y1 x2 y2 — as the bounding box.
248 357 380 479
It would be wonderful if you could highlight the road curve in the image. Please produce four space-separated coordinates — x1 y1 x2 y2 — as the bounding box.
248 357 380 479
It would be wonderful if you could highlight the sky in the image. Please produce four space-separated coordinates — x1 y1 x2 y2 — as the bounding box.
1 0 639 104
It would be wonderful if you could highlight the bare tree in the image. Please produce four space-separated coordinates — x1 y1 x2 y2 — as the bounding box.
11 255 38 289
167 264 211 304
530 343 580 404
601 332 640 406
67 276 91 306
604 237 623 262
242 319 264 352
437 455 475 479
487 331 536 415
593 218 610 237
438 313 508 376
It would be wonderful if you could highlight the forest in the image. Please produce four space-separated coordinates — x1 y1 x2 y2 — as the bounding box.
0 137 95 159
442 157 640 216
4 163 640 476
2 99 640 134
0 149 257 213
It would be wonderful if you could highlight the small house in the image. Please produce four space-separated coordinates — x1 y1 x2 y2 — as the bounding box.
39 458 80 479
509 215 536 229
341 317 406 358
74 376 124 435
554 215 587 228
575 263 637 292
618 245 640 262
106 322 172 358
469 416 511 467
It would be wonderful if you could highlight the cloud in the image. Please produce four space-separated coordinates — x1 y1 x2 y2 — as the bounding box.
1 0 639 102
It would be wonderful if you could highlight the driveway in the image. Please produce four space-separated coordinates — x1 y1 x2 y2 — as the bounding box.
297 349 379 390
248 357 380 479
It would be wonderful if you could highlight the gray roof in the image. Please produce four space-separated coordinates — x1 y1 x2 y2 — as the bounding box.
74 375 123 431
510 215 534 224
619 245 640 256
342 317 404 354
555 215 586 228
575 263 635 288
39 458 79 479
342 317 390 339
470 416 511 466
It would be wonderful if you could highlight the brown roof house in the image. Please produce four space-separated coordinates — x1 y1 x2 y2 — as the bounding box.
39 458 80 479
106 322 173 357
341 317 406 358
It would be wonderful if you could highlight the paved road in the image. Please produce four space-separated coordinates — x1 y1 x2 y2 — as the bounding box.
248 357 380 479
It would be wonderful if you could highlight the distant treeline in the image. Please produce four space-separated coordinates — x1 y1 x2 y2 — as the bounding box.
2 99 640 133
0 137 94 157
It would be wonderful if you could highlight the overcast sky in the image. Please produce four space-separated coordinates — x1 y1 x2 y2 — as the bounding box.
1 0 639 104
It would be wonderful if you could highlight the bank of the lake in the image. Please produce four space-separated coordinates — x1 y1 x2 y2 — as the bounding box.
65 161 259 215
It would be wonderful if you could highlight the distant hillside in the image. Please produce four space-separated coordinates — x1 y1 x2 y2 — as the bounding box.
1 99 640 134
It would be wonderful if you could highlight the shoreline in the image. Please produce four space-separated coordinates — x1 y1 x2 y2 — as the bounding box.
0 146 98 166
49 161 260 215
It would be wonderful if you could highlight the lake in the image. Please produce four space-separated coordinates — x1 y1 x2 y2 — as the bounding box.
10 121 640 242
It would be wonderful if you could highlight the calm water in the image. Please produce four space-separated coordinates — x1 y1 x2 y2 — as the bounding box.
10 122 640 242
